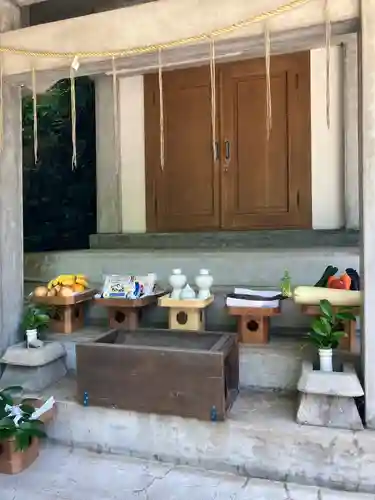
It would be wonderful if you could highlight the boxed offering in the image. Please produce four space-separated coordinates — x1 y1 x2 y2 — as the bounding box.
99 274 157 299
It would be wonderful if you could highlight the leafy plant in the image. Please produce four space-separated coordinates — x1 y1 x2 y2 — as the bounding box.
0 387 46 451
308 299 356 349
21 303 50 331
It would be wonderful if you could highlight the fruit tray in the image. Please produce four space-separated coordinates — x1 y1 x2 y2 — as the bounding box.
31 289 97 306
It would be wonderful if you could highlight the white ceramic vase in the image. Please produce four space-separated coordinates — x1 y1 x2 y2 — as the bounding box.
169 269 187 300
195 269 213 300
180 284 196 300
319 348 333 372
26 329 43 349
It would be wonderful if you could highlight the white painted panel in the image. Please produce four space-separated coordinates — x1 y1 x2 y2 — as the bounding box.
119 75 146 233
311 46 345 229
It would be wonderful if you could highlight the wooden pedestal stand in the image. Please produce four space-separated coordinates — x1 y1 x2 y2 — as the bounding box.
301 305 360 353
32 289 96 334
95 293 164 330
158 296 214 331
227 306 281 344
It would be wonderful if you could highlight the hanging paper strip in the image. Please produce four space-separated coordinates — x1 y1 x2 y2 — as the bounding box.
158 49 165 171
70 56 80 169
264 22 272 140
209 37 217 162
31 66 38 163
324 0 331 129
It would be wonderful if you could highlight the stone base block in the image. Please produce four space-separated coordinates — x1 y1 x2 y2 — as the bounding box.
297 393 364 430
0 358 67 392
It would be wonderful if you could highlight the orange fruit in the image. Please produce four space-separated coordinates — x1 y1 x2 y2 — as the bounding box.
72 283 85 293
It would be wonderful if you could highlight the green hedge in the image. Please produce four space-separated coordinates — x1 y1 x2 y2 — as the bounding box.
23 77 96 252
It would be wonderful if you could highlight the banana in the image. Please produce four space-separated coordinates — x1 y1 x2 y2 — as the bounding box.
47 278 58 290
60 277 75 287
75 277 89 288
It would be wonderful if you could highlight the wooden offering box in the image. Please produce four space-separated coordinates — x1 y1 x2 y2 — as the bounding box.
158 296 214 331
32 289 96 334
76 329 239 421
95 292 165 330
301 305 360 353
227 306 281 344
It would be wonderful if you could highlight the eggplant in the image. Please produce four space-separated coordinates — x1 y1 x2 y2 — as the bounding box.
314 265 338 287
346 268 360 291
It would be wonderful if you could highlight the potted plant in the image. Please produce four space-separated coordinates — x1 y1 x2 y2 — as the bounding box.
21 303 50 348
0 386 54 474
308 299 356 372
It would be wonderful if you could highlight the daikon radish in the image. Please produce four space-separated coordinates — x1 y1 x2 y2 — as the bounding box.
293 286 361 306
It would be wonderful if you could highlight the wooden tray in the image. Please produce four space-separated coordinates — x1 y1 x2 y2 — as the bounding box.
227 306 281 317
95 291 165 308
31 288 96 306
159 296 214 309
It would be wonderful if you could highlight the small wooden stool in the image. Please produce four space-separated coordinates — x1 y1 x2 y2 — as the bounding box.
95 293 164 330
32 289 96 334
227 306 281 344
301 305 360 353
158 296 214 331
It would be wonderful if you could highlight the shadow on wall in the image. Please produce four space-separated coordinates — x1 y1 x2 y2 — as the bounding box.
23 77 97 253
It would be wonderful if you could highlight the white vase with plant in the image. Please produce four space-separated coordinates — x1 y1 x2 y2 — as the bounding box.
22 304 50 349
308 299 356 372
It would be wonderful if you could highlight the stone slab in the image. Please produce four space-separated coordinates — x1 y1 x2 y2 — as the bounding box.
296 393 364 430
0 358 67 392
32 376 375 494
298 361 364 397
1 341 66 367
2 445 374 500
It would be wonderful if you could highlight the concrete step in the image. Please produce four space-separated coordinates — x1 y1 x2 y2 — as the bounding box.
2 445 373 500
89 229 360 250
32 376 374 494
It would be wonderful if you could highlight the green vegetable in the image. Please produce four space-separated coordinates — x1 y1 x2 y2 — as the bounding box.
314 266 338 288
280 270 292 298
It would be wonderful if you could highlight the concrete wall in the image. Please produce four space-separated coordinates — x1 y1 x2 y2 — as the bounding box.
96 46 352 233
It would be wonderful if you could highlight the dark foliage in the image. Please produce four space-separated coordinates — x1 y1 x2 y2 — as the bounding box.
23 77 97 252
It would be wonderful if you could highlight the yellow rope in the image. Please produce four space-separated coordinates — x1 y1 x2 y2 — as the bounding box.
324 0 331 129
0 0 312 59
0 55 3 153
209 38 217 163
70 61 77 169
158 49 165 171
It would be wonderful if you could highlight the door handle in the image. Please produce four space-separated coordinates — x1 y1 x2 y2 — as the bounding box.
224 140 231 172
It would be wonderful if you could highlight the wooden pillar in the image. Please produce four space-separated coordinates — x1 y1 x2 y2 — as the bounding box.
360 0 375 429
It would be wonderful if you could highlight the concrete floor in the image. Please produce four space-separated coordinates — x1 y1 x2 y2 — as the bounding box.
1 445 373 500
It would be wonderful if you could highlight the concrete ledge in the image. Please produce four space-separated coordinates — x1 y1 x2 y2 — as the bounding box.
90 230 360 250
38 376 375 494
1 341 66 367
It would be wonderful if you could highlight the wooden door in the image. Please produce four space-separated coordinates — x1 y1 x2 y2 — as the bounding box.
144 67 220 232
220 52 311 229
